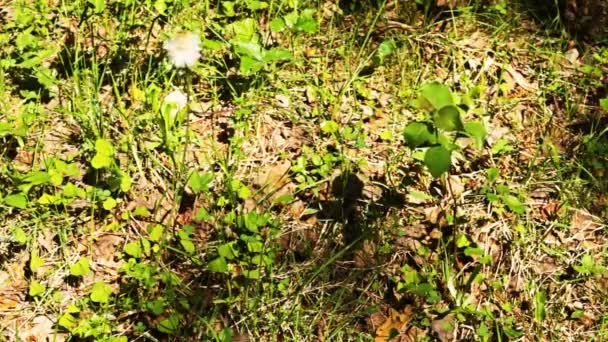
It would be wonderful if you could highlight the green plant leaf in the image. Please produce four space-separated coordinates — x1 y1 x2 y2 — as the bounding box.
377 39 396 64
234 41 264 60
29 281 46 297
456 234 470 248
30 252 44 271
239 55 264 75
218 242 239 260
403 122 434 148
124 241 143 258
70 257 91 276
157 314 181 334
294 10 319 33
464 121 487 147
208 257 229 273
91 153 112 169
424 146 451 178
58 313 77 330
5 193 27 209
534 291 546 322
13 227 29 244
180 238 195 254
502 194 525 214
90 281 112 303
88 0 105 13
269 17 286 32
238 185 252 199
434 105 463 131
600 97 608 111
95 138 114 156
321 120 339 134
419 82 453 110
148 225 164 241
263 48 293 63
187 172 214 193
102 197 117 210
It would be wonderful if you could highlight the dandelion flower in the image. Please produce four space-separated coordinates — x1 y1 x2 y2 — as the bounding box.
163 32 201 68
163 89 188 120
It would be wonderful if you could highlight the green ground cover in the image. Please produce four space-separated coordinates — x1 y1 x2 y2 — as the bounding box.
1 0 608 340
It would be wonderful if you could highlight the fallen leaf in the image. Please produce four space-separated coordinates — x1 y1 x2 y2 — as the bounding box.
431 314 455 342
375 307 414 341
275 94 290 108
18 315 57 341
505 64 537 92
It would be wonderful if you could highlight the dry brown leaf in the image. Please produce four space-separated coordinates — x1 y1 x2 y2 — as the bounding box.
275 94 290 108
375 307 414 341
431 314 455 342
505 64 537 92
18 315 58 341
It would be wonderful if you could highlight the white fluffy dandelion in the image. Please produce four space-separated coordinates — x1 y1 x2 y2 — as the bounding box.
163 32 201 68
163 89 188 120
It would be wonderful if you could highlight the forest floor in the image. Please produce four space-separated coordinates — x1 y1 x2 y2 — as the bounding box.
1 1 608 341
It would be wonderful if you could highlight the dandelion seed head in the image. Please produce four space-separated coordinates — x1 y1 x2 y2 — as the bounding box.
163 32 201 68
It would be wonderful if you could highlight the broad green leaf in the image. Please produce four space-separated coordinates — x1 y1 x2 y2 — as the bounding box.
464 247 484 256
124 241 143 258
233 41 264 60
502 194 525 214
208 257 229 273
486 167 499 182
434 105 463 131
35 67 57 89
456 234 470 248
13 227 28 244
245 0 268 10
58 313 77 330
218 242 238 260
377 39 396 64
238 185 252 199
5 193 27 209
70 257 91 276
120 173 132 192
247 240 263 253
21 171 51 185
29 281 46 297
147 225 164 241
269 17 286 32
229 18 258 42
89 0 105 13
30 252 44 271
263 48 293 63
202 39 223 51
244 268 260 279
239 55 264 75
194 207 211 221
464 121 487 148
90 281 112 303
424 146 452 178
321 120 339 134
187 172 214 193
180 239 195 254
294 9 319 33
157 314 181 334
403 122 434 148
95 138 114 156
419 82 453 110
91 153 112 169
221 1 236 16
102 197 117 210
600 97 608 111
